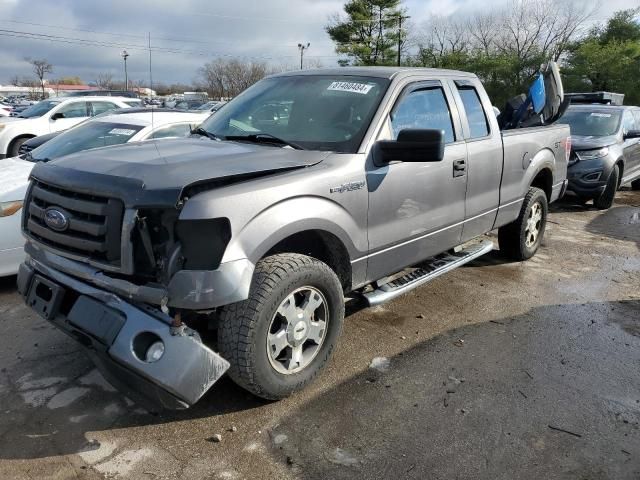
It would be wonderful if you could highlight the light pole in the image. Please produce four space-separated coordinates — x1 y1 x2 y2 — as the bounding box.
121 50 130 91
297 42 310 70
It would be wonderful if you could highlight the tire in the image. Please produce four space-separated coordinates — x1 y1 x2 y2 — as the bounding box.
498 187 548 261
593 164 619 210
631 178 640 191
218 253 344 400
8 137 29 158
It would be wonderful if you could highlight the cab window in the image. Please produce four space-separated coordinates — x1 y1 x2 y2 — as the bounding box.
390 87 455 144
456 86 489 138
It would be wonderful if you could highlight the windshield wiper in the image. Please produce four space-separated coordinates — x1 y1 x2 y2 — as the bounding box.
225 133 305 150
191 126 221 141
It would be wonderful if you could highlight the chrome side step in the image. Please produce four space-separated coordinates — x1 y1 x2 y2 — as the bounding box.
362 240 494 307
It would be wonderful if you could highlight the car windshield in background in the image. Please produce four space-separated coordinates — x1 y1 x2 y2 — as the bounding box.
560 109 622 137
199 75 390 153
27 121 144 162
17 100 61 118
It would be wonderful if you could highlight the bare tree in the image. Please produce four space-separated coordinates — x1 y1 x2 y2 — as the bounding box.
95 72 114 90
25 57 53 99
467 13 499 55
9 75 20 86
198 59 270 99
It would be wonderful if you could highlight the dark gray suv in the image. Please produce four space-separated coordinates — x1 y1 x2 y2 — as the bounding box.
562 104 640 209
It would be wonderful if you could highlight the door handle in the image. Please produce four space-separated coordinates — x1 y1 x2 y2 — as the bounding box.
453 159 466 177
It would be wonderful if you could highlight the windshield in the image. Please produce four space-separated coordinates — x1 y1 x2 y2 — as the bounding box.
199 75 390 152
17 100 61 118
560 109 622 137
28 121 144 161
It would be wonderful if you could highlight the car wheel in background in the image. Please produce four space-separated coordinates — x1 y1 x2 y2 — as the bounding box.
8 137 30 158
631 178 640 191
593 164 619 210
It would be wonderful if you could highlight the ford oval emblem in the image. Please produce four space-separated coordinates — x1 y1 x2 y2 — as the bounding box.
44 208 69 232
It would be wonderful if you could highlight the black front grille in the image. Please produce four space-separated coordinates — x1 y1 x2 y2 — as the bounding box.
26 180 124 265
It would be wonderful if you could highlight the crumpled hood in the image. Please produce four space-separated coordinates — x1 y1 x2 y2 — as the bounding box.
0 156 34 201
571 134 618 151
29 137 329 207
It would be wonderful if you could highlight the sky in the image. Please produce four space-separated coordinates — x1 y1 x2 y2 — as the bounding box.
0 0 634 87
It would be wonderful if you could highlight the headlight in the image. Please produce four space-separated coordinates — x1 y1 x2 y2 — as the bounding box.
0 200 23 217
575 147 609 161
0 124 5 130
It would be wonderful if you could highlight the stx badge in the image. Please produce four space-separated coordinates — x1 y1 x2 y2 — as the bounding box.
330 181 365 194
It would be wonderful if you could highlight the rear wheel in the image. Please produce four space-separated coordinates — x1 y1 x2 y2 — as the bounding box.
218 253 344 400
593 164 619 210
498 187 548 261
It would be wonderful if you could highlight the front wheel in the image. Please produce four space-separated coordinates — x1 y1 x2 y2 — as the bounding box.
218 253 344 400
498 187 548 261
593 164 619 210
631 178 640 191
8 137 29 157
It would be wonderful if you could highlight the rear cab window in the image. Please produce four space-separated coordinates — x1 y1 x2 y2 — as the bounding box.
455 83 490 139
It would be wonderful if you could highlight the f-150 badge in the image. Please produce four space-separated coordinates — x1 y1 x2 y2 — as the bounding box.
330 181 365 194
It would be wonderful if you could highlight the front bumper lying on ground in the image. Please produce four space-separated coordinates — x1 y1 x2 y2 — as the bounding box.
18 259 230 410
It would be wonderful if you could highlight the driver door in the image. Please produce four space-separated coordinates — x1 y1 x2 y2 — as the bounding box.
365 81 468 282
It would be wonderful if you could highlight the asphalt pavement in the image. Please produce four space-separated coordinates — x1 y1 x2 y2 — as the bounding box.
0 190 638 480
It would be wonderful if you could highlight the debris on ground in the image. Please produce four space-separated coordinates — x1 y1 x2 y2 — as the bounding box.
369 357 391 372
548 425 582 438
208 434 222 443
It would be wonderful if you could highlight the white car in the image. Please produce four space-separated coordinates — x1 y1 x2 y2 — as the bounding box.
0 96 134 158
0 109 209 276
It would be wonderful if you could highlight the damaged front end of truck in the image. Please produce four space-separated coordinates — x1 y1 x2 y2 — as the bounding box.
17 139 325 409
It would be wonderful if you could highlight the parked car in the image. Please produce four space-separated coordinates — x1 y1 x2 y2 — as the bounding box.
0 104 12 117
174 99 205 110
0 109 209 276
561 104 640 208
0 96 133 158
64 90 139 98
197 101 227 113
17 67 569 409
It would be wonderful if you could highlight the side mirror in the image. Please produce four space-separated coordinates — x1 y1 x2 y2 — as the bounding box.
624 130 640 140
374 129 445 166
50 112 65 120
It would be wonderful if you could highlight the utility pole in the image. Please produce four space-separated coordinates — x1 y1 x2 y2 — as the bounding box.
298 43 310 70
396 15 410 66
121 50 129 91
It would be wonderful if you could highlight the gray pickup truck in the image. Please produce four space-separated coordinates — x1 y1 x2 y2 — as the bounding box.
17 67 570 409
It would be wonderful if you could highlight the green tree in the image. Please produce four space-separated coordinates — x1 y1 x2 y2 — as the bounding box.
326 0 407 66
598 8 640 44
563 9 640 104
